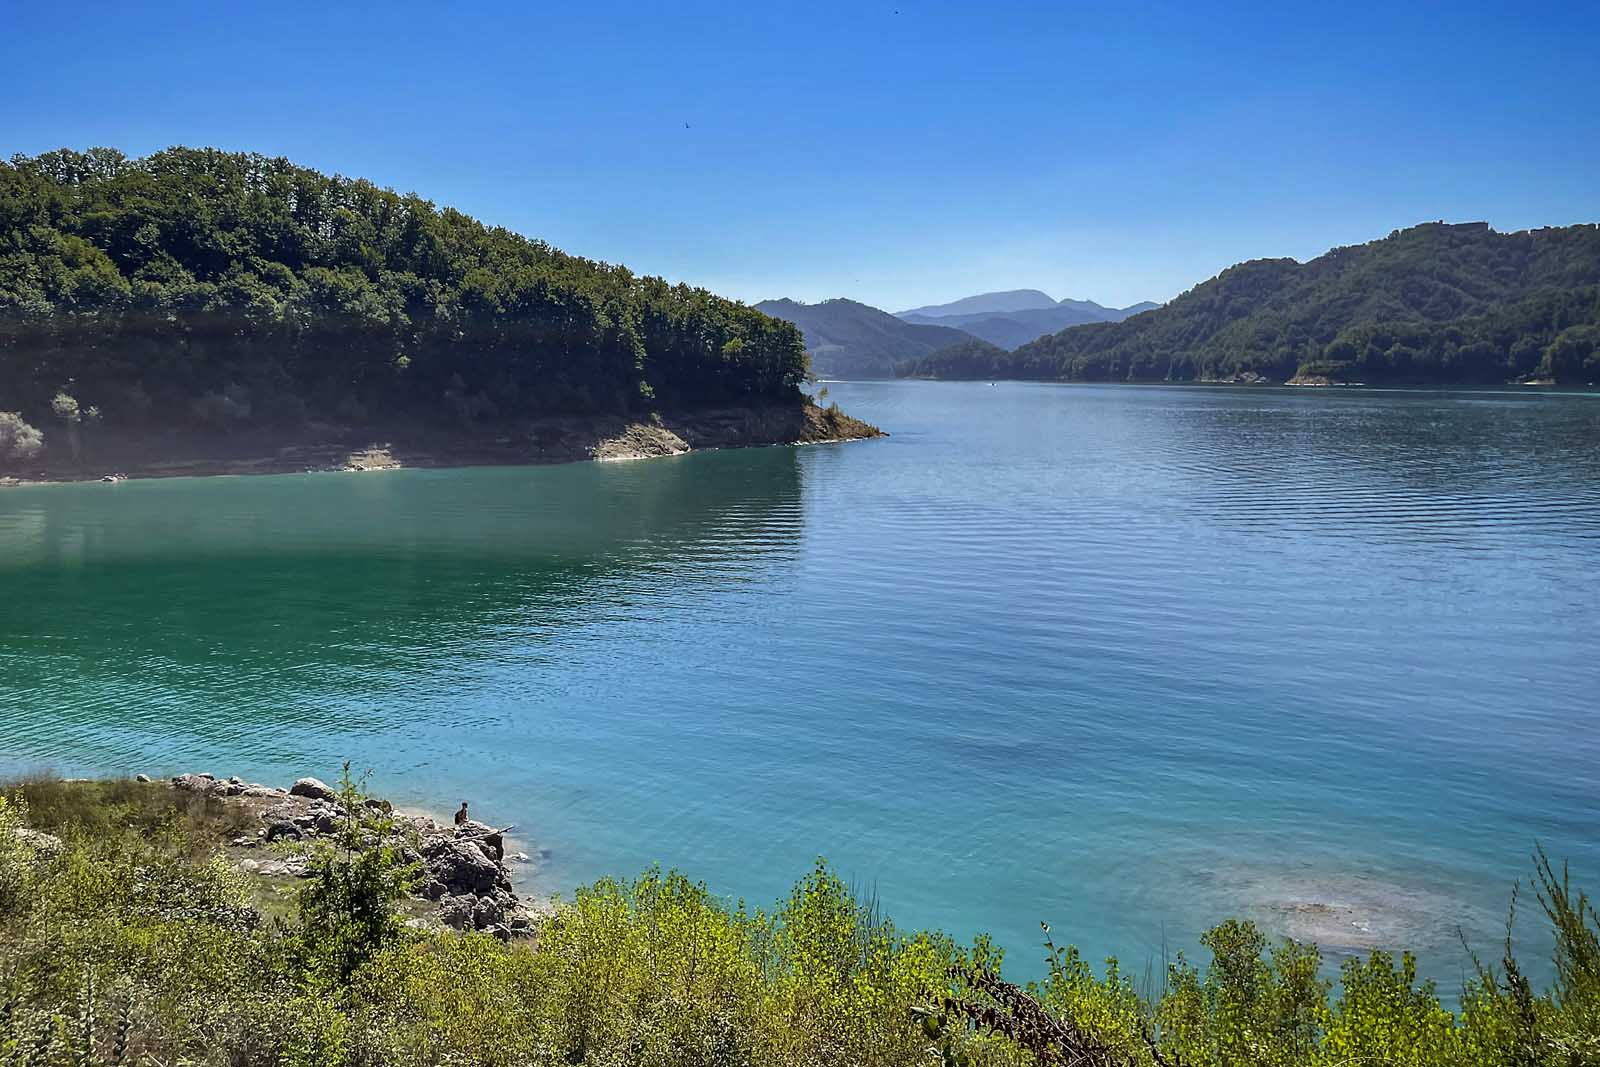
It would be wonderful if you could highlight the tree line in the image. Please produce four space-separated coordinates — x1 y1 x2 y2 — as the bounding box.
907 222 1600 384
0 147 809 450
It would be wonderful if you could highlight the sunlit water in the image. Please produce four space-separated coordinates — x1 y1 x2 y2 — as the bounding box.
3 381 1598 990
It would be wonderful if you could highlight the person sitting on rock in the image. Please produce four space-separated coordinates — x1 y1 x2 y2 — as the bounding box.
454 801 469 826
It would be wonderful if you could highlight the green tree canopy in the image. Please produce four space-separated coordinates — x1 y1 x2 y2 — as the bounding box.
0 147 810 428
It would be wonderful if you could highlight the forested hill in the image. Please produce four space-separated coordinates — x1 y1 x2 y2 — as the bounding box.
906 222 1600 385
0 147 809 432
752 297 973 378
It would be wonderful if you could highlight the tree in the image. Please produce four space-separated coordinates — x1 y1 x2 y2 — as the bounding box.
0 411 43 461
0 148 812 431
296 763 420 983
1540 324 1600 381
51 390 82 461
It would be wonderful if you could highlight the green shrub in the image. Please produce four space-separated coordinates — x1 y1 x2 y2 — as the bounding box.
5 778 1600 1067
296 763 421 982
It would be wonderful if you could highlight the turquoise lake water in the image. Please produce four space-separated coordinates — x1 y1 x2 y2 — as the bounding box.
2 380 1598 987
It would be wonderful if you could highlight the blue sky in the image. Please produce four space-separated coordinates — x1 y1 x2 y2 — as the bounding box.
6 1 1597 310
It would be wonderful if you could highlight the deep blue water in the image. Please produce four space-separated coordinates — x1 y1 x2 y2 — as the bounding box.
3 380 1598 988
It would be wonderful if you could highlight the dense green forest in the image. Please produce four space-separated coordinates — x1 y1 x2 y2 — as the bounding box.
902 336 1011 378
6 775 1600 1066
907 222 1600 384
0 147 809 446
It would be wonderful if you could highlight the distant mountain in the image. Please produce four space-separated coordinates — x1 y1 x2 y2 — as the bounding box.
899 295 1161 350
1110 300 1161 317
905 222 1600 385
753 298 975 378
896 289 1057 318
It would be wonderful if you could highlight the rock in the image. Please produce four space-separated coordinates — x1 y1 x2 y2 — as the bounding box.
439 894 476 930
314 812 340 834
210 780 243 797
240 785 286 798
419 878 447 901
509 851 530 863
421 834 501 895
290 777 337 801
134 773 151 783
264 819 302 843
172 773 211 792
473 894 505 930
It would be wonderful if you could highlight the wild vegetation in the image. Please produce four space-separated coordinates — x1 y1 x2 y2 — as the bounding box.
907 222 1600 384
0 147 811 454
4 775 1599 1066
901 338 1011 380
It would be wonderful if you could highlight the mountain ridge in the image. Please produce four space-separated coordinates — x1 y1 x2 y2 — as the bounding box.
752 297 974 379
896 289 1057 318
905 222 1600 385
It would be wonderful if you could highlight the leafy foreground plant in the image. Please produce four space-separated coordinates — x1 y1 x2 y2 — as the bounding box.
3 779 1599 1067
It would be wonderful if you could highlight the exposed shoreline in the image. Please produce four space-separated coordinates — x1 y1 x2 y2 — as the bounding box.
158 771 547 937
0 401 882 487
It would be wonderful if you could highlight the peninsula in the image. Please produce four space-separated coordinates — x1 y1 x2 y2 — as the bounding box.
0 148 878 483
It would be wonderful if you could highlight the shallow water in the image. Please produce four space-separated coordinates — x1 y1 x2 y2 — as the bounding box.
3 381 1598 988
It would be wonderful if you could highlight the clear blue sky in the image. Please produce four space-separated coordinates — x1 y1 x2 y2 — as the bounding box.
6 1 1597 311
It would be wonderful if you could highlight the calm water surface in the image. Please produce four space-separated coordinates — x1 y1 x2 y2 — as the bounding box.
3 381 1598 987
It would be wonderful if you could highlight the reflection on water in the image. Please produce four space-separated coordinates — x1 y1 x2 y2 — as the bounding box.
2 382 1598 992
0 450 805 769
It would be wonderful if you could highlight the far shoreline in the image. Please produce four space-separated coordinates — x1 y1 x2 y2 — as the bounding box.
835 375 1599 393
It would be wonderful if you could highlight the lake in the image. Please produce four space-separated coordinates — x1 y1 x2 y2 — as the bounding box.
3 380 1598 988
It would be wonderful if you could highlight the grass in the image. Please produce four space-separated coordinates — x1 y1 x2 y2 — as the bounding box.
9 773 256 851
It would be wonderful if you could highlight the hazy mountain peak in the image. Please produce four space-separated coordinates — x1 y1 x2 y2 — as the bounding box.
896 289 1058 318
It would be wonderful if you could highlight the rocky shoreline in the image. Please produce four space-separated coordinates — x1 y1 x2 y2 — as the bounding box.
163 771 544 939
0 401 882 487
